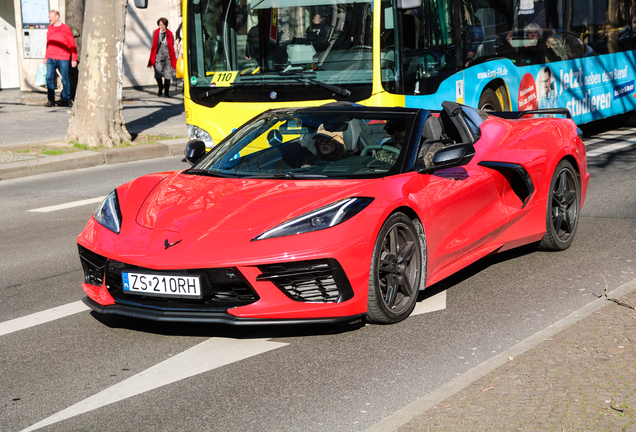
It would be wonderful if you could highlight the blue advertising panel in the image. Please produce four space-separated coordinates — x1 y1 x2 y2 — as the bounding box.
405 52 636 125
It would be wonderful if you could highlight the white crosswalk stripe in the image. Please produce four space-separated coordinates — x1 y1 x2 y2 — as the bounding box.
587 141 636 157
584 130 636 157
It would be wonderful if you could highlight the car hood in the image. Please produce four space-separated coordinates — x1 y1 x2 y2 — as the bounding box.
134 172 377 234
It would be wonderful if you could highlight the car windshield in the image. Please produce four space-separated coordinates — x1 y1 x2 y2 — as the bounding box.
187 0 374 89
188 110 417 179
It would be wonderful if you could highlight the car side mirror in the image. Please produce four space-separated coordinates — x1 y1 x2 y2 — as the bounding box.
134 0 148 8
418 143 475 173
185 140 207 166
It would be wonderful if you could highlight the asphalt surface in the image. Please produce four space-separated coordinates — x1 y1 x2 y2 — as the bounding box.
0 89 635 431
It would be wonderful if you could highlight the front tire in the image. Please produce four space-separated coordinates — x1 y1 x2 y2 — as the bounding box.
367 213 425 324
539 160 581 251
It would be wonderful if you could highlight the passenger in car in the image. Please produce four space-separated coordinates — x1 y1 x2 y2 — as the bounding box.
302 125 347 167
374 120 406 164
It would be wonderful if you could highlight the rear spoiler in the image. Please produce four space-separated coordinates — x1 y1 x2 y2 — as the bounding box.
489 108 572 120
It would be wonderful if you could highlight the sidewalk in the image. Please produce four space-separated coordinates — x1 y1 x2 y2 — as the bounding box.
390 282 636 432
0 86 188 180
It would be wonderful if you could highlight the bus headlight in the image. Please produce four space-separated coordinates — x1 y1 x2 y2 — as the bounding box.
187 124 214 149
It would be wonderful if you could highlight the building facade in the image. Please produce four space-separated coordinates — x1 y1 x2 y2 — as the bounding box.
0 0 181 91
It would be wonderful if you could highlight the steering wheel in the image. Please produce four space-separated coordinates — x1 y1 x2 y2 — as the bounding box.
361 144 400 157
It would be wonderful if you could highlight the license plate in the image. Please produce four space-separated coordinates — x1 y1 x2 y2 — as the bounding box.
122 272 201 298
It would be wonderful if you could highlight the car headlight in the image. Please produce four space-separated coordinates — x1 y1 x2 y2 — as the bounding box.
253 197 374 241
93 190 122 234
187 124 214 149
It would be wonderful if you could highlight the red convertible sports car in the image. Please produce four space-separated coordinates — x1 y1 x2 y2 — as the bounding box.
78 102 588 325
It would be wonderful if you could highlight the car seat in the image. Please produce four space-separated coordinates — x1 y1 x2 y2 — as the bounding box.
440 101 473 144
342 119 367 153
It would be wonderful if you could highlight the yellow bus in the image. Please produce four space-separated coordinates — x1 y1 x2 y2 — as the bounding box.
179 0 409 148
136 0 636 148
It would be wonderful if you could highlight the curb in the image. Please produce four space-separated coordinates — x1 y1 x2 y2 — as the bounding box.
0 138 188 181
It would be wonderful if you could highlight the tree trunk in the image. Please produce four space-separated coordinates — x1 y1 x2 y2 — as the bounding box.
66 0 130 148
64 0 84 57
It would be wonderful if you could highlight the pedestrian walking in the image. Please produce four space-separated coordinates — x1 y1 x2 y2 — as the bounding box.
148 17 177 98
43 10 77 107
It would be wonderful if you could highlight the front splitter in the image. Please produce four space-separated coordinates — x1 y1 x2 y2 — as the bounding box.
82 296 366 326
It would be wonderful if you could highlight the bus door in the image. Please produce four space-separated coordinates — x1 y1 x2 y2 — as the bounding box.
381 0 460 98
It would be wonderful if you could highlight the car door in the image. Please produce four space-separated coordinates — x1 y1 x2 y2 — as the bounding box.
421 161 510 279
416 102 511 282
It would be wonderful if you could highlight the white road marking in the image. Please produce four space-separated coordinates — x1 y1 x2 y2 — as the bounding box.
594 131 634 138
0 301 90 337
21 337 289 432
412 290 447 316
29 196 106 213
584 139 600 146
590 135 636 142
587 141 636 157
585 135 636 146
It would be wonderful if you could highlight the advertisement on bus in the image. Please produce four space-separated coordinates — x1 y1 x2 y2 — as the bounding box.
407 52 636 125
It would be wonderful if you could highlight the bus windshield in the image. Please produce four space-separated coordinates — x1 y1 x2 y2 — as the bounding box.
187 0 374 92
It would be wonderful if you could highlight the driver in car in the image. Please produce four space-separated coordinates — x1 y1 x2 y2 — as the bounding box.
375 120 406 164
302 125 347 167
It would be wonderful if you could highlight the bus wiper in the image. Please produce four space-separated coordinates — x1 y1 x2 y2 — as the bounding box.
270 71 351 97
199 86 232 99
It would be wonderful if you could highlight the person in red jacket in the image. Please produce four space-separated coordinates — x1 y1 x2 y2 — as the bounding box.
43 10 77 107
148 18 177 97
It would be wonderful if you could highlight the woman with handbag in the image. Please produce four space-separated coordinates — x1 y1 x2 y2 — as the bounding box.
147 17 176 97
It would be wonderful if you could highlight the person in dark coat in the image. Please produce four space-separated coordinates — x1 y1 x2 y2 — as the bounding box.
148 17 177 97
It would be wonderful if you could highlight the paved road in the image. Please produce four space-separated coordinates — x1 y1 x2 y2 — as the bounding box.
0 122 635 432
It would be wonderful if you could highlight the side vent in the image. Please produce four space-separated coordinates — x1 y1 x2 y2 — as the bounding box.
479 161 534 208
257 259 354 303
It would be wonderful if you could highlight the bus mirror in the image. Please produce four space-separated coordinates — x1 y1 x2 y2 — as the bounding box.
396 0 422 10
134 0 148 8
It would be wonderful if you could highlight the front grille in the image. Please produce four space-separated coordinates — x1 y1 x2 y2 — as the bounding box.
77 244 259 309
78 245 107 287
257 259 354 303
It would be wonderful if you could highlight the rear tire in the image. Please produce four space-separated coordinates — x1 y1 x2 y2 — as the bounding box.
539 160 581 251
367 213 426 324
478 88 502 112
